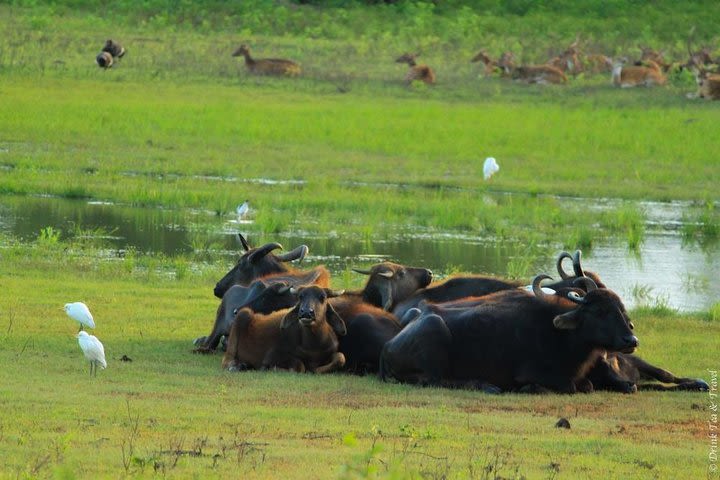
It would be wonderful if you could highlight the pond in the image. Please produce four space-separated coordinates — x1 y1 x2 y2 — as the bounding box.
1 194 717 312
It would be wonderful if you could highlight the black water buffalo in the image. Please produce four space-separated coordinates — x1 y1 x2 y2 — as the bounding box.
194 280 298 353
332 262 433 373
351 262 433 311
381 275 638 393
213 234 329 298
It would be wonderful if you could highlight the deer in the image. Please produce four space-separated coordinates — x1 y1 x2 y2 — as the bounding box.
395 53 436 86
512 64 568 85
611 57 666 87
471 50 499 77
232 44 302 77
547 38 583 77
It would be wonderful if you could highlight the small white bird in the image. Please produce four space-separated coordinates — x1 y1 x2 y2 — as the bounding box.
236 200 250 222
64 302 95 330
77 331 107 376
483 157 500 180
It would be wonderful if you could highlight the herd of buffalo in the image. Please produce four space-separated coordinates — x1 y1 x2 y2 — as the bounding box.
192 234 709 394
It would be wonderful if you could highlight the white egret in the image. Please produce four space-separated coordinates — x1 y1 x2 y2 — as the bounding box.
64 302 95 330
483 157 500 180
236 200 250 222
77 331 107 376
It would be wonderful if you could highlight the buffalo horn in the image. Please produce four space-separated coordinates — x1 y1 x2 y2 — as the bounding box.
572 276 597 292
572 250 585 278
352 268 372 275
247 242 283 263
237 233 251 252
556 251 574 279
532 274 554 301
276 245 309 263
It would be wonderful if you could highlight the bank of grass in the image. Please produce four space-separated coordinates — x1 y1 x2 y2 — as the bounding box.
0 238 717 479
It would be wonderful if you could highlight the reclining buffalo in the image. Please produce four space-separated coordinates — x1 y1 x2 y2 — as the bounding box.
381 274 639 393
213 234 329 298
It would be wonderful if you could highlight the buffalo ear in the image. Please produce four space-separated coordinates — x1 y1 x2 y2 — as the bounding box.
281 306 299 330
553 311 582 330
325 304 347 336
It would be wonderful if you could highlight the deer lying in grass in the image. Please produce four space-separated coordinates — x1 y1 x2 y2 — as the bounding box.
512 64 568 85
689 63 720 100
547 39 583 77
612 58 666 87
395 53 436 86
638 46 671 72
496 51 516 77
583 53 613 74
471 50 499 76
232 44 302 77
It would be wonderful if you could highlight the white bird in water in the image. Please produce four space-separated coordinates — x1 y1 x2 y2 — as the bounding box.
64 302 95 331
77 331 107 376
483 157 500 180
236 200 250 223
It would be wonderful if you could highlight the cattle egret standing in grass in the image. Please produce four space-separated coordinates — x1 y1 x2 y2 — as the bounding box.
77 331 107 376
64 302 95 331
483 157 499 180
236 200 250 223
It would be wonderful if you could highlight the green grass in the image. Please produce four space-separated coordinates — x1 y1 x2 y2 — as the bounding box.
1 3 719 477
0 241 717 479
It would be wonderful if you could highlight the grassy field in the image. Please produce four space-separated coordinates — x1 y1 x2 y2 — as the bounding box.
1 2 719 478
0 242 717 479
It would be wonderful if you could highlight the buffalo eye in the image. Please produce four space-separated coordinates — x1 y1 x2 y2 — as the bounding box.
629 321 634 330
232 307 239 315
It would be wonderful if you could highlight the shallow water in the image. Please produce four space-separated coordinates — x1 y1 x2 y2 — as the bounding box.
1 194 717 312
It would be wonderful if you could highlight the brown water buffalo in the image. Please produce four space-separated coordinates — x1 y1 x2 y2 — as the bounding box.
381 275 638 393
222 286 345 373
194 280 298 353
213 234 328 298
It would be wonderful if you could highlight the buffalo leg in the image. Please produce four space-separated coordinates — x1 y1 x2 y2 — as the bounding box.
314 353 346 374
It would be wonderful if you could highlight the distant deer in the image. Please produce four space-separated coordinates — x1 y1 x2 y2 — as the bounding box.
232 44 302 77
547 38 583 76
395 53 436 86
686 57 720 100
612 57 666 87
471 50 499 76
512 64 568 85
638 46 671 72
583 53 613 74
496 51 516 77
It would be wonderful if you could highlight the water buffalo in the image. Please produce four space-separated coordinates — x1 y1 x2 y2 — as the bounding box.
332 261 433 373
381 275 638 393
213 234 329 298
222 286 346 373
194 280 298 353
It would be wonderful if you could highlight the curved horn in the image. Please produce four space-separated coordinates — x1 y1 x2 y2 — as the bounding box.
326 289 345 298
276 245 308 263
237 233 251 252
247 242 282 264
572 276 597 293
352 268 372 275
572 250 585 278
532 274 554 302
556 251 574 279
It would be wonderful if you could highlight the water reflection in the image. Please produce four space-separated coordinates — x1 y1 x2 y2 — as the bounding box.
0 195 717 312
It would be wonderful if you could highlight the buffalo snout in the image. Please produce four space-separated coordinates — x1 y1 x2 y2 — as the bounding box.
620 335 639 353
